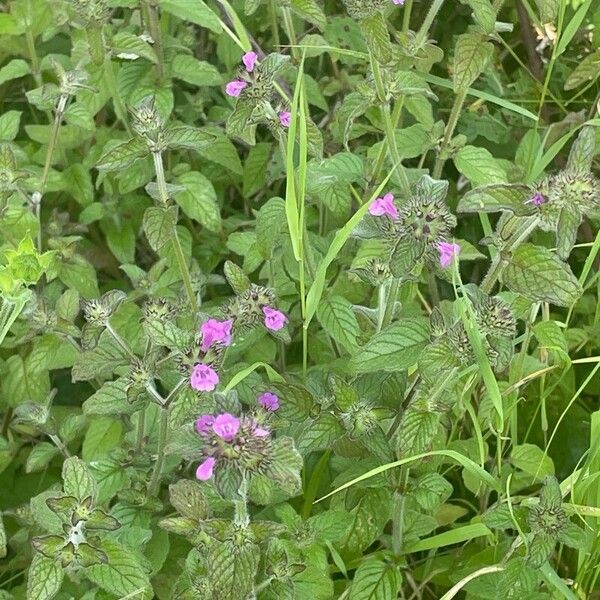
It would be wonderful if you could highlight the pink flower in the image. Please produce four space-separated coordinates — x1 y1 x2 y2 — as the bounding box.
258 392 279 411
200 318 233 352
392 0 405 4
190 363 219 392
527 192 546 206
212 413 240 442
195 414 215 435
196 456 216 480
242 51 258 72
263 306 287 331
225 80 247 97
368 193 398 219
252 425 270 438
435 241 460 268
279 111 291 127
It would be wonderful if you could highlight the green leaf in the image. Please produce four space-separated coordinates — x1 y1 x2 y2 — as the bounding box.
457 184 535 215
396 409 440 459
360 13 392 64
243 143 272 198
112 31 158 63
0 110 22 141
349 557 402 600
343 489 392 554
556 206 581 261
82 417 123 460
535 0 559 23
58 256 100 299
171 54 222 86
26 442 60 473
564 50 600 91
291 0 327 30
27 553 63 600
503 244 583 307
223 259 251 294
86 540 152 597
511 444 554 480
460 0 497 33
143 205 177 252
174 171 221 232
164 125 217 151
62 456 97 501
159 0 222 33
566 125 597 173
452 33 493 92
350 319 430 373
454 145 507 186
96 137 148 171
0 58 30 86
205 537 259 597
169 480 209 520
317 296 360 352
83 378 135 415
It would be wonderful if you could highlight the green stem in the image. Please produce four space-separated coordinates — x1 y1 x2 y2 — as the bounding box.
415 0 445 47
148 407 169 495
152 151 199 315
392 469 409 555
432 89 467 179
381 278 400 329
136 409 146 451
104 57 132 135
402 0 414 32
369 51 411 196
270 1 280 48
281 8 298 57
376 283 388 333
146 1 164 80
106 322 138 361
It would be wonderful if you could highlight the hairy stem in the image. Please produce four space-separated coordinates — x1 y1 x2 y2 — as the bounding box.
415 0 445 47
432 89 466 179
152 151 199 315
148 407 169 495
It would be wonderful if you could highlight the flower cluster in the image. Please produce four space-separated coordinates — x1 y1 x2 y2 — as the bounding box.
189 299 287 393
194 392 280 481
225 52 290 128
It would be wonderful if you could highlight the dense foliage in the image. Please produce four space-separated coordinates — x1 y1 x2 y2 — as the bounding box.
1 0 600 598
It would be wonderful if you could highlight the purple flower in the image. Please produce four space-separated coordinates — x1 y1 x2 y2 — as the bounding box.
195 414 215 435
212 413 240 442
190 363 219 392
527 192 546 206
263 306 287 331
242 51 258 72
258 392 279 411
225 80 247 97
435 241 460 268
200 318 233 352
392 0 405 4
196 456 216 480
368 193 398 219
279 111 291 127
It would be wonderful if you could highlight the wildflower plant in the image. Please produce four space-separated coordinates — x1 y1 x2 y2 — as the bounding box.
0 0 599 598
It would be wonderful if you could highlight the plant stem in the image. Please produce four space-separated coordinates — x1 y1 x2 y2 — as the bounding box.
148 406 169 495
106 322 138 361
146 0 164 80
381 278 400 329
103 57 132 135
392 469 409 555
415 0 445 47
376 282 389 333
432 89 466 179
136 409 146 451
369 51 411 196
152 151 199 315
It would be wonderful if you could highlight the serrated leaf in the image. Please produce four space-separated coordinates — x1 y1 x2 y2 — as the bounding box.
26 442 60 473
296 413 344 455
174 171 221 232
62 456 97 501
82 417 123 461
564 50 600 90
112 31 158 63
343 488 392 555
460 0 496 33
535 0 559 23
243 143 272 198
159 0 222 33
453 33 493 92
360 13 392 65
566 125 597 172
511 444 554 480
556 206 580 261
143 205 177 252
503 244 582 307
291 0 327 30
169 480 209 520
0 58 30 86
457 184 535 215
454 145 507 186
164 125 217 151
171 54 222 86
83 378 134 415
27 553 63 600
224 260 251 293
96 137 148 171
349 557 402 600
396 409 440 459
206 538 259 598
350 319 430 373
0 110 22 141
317 296 360 352
86 540 152 597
